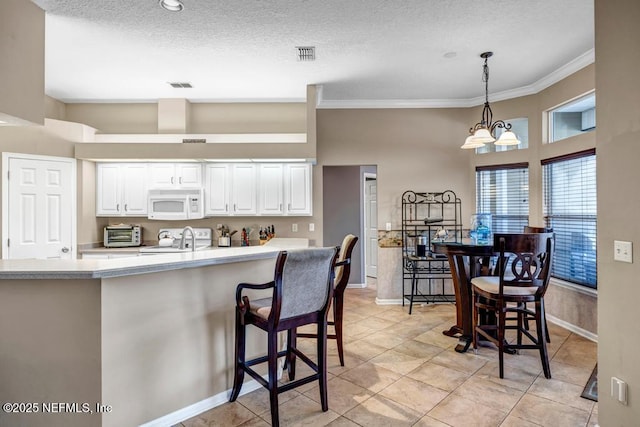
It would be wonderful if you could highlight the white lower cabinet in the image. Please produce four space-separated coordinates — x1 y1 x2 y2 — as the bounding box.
96 163 148 216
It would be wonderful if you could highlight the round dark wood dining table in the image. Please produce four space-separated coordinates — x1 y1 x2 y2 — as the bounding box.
431 239 495 353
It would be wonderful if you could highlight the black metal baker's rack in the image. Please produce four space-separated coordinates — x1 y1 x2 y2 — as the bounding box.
401 190 462 314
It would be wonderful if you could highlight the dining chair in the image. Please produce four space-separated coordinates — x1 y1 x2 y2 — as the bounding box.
522 226 554 343
472 232 554 379
229 247 339 427
297 234 359 366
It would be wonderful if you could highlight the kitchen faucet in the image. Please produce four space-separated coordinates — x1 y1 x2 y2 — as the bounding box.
179 226 196 251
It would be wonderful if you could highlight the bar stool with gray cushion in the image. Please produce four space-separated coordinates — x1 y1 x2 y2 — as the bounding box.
472 233 554 379
297 234 359 366
229 247 339 427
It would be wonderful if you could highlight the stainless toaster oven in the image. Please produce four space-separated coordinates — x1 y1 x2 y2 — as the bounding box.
104 224 142 247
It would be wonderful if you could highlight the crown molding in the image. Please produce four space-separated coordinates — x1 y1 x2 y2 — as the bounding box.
316 49 595 109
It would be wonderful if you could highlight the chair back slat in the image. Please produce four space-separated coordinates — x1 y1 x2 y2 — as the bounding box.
275 247 339 320
494 233 554 295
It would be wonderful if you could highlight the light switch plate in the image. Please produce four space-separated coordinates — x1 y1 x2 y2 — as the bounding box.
292 223 298 232
309 223 315 232
614 240 633 263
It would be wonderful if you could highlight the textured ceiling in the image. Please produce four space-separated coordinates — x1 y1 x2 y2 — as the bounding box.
31 0 594 106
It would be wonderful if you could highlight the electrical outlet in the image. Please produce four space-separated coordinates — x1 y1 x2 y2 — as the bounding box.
614 240 633 263
309 223 315 232
386 222 392 231
292 223 298 232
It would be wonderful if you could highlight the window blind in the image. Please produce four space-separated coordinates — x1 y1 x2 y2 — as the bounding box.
542 149 597 288
476 163 529 233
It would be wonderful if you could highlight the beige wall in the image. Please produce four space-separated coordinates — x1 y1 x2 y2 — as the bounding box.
101 259 275 427
317 107 473 300
0 279 101 427
65 102 307 135
595 0 640 423
0 0 44 125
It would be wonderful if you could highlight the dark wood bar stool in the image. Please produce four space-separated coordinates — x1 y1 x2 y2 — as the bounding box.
472 233 554 379
298 234 358 366
523 226 554 343
229 247 339 427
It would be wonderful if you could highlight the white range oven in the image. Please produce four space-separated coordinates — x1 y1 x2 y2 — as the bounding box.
147 188 204 220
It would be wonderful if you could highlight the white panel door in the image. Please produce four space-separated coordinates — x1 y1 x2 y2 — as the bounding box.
258 164 284 215
7 156 74 259
365 177 377 277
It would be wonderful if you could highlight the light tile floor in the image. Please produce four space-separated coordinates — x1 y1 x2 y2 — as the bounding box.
180 280 598 427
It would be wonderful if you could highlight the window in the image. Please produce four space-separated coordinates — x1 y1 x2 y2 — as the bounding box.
476 163 529 233
542 149 597 288
477 117 529 154
548 92 596 143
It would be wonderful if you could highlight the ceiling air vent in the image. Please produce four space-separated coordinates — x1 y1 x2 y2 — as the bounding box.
295 46 315 62
168 82 193 88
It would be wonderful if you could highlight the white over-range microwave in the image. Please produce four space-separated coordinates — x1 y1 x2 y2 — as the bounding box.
147 188 204 220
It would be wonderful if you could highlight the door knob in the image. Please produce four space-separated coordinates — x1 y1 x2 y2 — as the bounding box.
61 247 70 253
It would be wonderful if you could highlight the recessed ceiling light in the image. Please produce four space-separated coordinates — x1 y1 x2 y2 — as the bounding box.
443 51 457 59
159 0 184 12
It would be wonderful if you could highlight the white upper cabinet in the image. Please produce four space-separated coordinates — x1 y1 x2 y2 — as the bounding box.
148 163 202 188
231 164 257 215
258 164 284 215
96 163 148 216
285 163 312 216
204 164 231 216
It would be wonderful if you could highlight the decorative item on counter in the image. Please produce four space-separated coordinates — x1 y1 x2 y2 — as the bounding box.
217 224 232 247
241 228 251 246
259 225 276 245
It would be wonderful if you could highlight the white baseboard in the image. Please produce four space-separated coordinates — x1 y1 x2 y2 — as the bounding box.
546 314 598 343
139 377 265 427
374 298 404 305
346 283 367 289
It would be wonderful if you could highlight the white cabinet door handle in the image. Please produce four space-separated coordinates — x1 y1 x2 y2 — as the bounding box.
117 204 120 212
179 177 182 184
171 177 174 184
124 204 128 211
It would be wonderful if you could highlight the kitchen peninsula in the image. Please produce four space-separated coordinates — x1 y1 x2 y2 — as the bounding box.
0 245 299 427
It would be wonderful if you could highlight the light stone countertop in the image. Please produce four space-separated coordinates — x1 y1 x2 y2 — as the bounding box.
0 246 284 280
